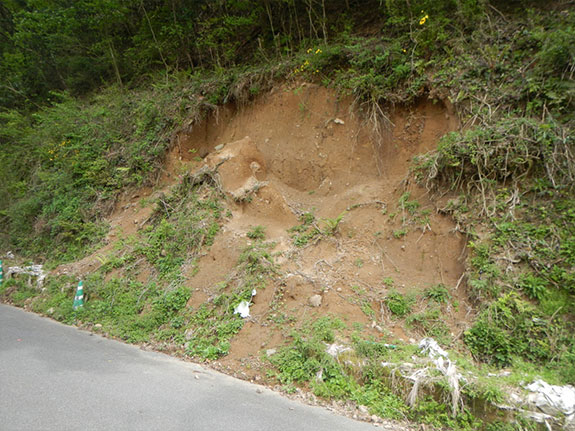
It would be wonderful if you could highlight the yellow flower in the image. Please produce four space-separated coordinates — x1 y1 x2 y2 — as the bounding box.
307 48 312 54
419 14 429 25
402 48 407 53
315 48 321 54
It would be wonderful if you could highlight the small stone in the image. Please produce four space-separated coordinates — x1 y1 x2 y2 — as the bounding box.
308 294 322 307
358 405 369 414
94 323 103 329
371 415 380 423
133 219 138 224
160 249 167 257
336 287 342 292
266 348 277 357
46 307 55 315
401 245 406 251
184 328 194 340
334 118 345 125
256 388 263 394
215 144 224 151
195 375 200 380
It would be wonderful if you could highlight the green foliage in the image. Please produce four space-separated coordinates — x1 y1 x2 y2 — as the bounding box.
384 290 412 317
247 225 266 240
289 212 320 247
424 284 451 304
406 307 450 343
134 179 223 278
319 212 346 236
0 82 197 260
465 293 566 368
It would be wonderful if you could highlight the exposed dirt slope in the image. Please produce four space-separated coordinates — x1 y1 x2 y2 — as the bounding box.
166 84 467 369
57 83 469 380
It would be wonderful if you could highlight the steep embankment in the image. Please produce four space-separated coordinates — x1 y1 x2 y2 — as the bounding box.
57 83 468 367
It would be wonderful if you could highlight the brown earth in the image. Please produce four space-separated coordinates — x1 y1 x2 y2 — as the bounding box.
56 82 470 387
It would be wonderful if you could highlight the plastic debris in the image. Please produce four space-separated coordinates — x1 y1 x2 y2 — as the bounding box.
233 289 257 318
325 343 351 358
419 337 448 359
413 338 461 416
233 301 251 318
526 379 575 417
6 264 46 288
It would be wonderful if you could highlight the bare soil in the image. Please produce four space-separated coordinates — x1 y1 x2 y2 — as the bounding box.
56 82 471 397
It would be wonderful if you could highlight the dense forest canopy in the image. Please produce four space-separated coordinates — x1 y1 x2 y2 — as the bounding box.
0 0 527 108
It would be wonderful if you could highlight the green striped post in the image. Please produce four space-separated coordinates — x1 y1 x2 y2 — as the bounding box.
0 260 3 287
73 280 84 310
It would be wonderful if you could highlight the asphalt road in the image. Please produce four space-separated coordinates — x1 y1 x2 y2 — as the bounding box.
0 304 381 431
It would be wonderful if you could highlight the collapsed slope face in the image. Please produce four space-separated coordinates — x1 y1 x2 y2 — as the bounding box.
165 84 468 359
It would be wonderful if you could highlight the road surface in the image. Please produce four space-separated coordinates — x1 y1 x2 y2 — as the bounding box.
0 304 383 431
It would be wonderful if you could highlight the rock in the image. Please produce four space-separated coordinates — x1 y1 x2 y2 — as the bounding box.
336 287 342 292
46 307 55 315
94 323 103 329
358 405 369 414
308 294 322 307
215 144 224 151
194 375 200 380
371 415 380 423
266 348 277 357
160 249 167 257
334 118 345 125
184 328 194 340
256 388 263 394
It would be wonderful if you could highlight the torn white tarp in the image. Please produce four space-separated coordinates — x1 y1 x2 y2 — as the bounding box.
6 265 46 288
417 338 461 416
419 337 449 359
325 343 351 358
526 379 575 417
233 289 257 318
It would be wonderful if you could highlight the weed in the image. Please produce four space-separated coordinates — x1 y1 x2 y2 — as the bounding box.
320 211 346 236
406 308 450 343
393 229 407 239
247 225 266 240
384 291 412 317
382 277 394 288
424 284 452 304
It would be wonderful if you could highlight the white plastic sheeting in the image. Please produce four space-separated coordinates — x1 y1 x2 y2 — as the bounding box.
233 289 257 318
6 264 46 288
526 379 575 418
412 338 462 416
